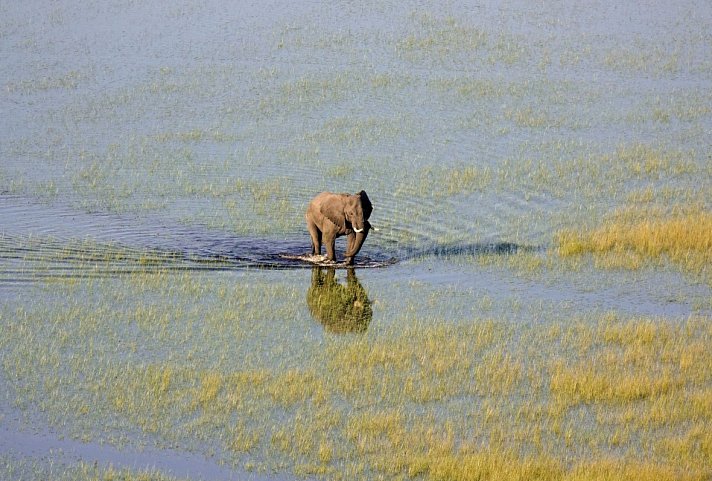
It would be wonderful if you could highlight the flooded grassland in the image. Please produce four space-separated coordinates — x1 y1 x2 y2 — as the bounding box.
1 1 711 480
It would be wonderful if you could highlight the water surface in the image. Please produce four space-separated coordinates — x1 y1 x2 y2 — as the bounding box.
1 1 711 479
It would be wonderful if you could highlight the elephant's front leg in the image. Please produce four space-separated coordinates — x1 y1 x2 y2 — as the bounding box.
346 232 356 258
324 233 337 263
344 233 357 265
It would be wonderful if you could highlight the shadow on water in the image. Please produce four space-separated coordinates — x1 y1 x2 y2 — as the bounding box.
306 267 372 333
399 241 537 260
132 237 536 271
167 231 538 270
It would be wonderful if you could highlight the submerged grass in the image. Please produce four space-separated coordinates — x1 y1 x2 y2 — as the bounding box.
0 457 188 481
5 70 87 93
396 12 527 66
1 264 711 480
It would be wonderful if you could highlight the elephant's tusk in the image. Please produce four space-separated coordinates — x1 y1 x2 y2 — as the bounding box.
353 228 364 233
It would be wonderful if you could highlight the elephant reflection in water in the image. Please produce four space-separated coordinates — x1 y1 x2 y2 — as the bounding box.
306 267 372 333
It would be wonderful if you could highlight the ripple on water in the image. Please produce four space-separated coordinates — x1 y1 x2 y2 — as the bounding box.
0 193 540 290
0 195 402 288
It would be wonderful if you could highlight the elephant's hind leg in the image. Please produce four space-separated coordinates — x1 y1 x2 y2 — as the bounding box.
324 235 337 262
307 222 322 255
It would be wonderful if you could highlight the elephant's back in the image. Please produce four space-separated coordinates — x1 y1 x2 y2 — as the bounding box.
307 191 344 213
313 191 347 202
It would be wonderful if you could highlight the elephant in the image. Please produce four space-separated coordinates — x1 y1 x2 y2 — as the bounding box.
306 267 372 333
305 190 372 265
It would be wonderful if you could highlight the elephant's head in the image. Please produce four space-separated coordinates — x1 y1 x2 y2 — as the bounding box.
306 267 372 333
321 190 372 233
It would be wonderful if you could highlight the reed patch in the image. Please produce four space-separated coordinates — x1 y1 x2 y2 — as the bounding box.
556 208 712 280
2 270 710 480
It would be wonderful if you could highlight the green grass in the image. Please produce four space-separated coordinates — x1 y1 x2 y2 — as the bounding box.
1 261 710 480
0 457 189 481
5 70 86 93
395 12 527 66
5 16 709 246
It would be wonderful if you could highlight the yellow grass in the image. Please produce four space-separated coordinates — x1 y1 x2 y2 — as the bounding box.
3 270 711 480
551 361 678 404
556 209 712 276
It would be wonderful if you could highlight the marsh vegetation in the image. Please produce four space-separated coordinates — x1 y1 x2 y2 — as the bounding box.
1 1 711 480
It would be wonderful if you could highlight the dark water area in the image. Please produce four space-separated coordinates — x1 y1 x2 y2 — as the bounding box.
1 194 536 283
0 195 390 278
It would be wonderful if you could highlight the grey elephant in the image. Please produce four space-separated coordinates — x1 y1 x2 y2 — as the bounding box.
306 267 372 333
305 190 372 265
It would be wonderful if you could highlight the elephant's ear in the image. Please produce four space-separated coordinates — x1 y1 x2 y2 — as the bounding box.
321 196 345 229
359 190 372 220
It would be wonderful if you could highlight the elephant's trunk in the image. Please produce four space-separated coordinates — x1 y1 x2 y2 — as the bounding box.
345 221 370 262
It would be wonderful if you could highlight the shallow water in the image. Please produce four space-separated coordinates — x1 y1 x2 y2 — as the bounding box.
1 1 711 479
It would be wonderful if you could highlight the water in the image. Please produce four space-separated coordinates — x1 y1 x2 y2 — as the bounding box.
1 1 711 479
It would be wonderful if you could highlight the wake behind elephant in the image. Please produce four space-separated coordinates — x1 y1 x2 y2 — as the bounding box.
305 190 372 265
